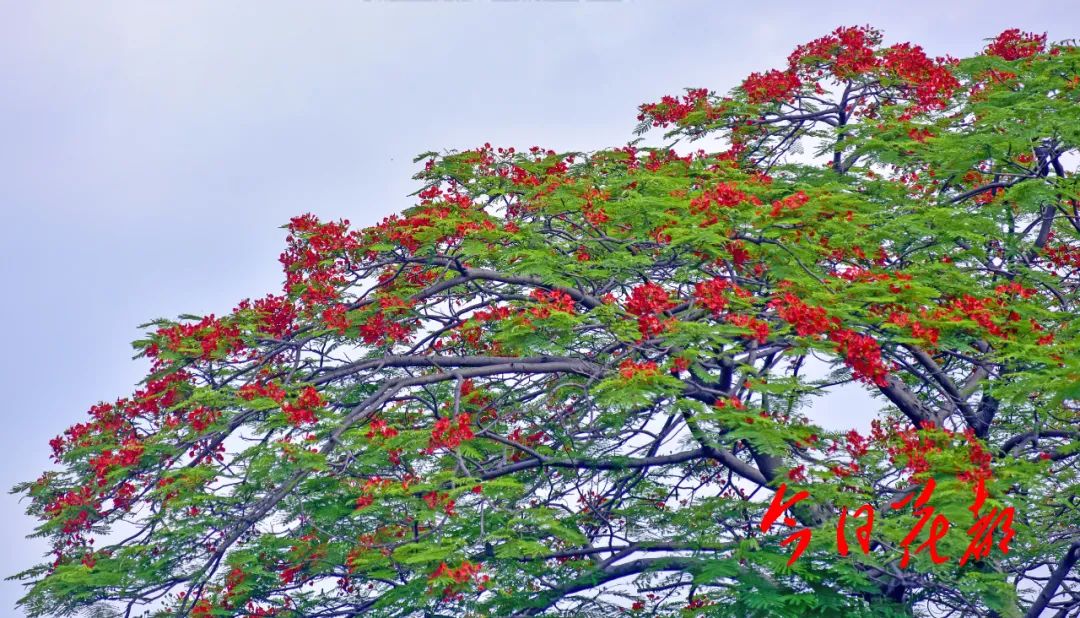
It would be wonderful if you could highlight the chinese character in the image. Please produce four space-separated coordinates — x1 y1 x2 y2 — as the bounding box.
837 503 874 556
891 478 950 568
959 478 1015 566
761 483 812 566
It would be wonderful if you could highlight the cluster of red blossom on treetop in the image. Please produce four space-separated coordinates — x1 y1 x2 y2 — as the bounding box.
742 69 803 105
49 370 190 462
147 314 244 365
790 28 959 112
235 294 298 339
636 88 718 127
985 28 1047 60
639 27 1049 129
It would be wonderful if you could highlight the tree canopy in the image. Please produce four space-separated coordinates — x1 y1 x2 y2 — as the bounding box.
15 26 1080 618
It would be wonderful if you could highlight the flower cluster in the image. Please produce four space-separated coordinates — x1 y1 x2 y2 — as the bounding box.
788 25 882 79
357 311 413 346
742 69 802 104
727 314 771 344
886 311 940 347
1044 240 1080 269
643 149 692 172
529 289 576 318
693 277 740 314
881 43 960 110
49 372 190 461
236 294 298 339
280 214 359 307
768 191 810 218
618 359 660 379
322 304 351 334
829 328 890 387
422 491 457 516
870 420 995 483
365 417 398 440
732 26 960 118
769 293 834 336
769 292 890 386
427 413 474 453
281 387 323 426
238 381 287 403
985 29 1046 61
625 283 675 339
506 427 546 462
937 294 1017 339
637 88 710 127
44 487 99 534
185 406 221 433
689 182 754 226
149 315 244 363
354 476 393 510
278 532 327 586
427 561 488 600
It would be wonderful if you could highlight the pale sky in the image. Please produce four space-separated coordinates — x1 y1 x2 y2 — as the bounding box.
3 1 1077 613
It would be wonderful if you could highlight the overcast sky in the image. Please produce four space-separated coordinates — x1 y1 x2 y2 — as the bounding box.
3 1 1078 613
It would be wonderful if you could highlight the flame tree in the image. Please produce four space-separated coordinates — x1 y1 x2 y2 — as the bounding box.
15 26 1080 618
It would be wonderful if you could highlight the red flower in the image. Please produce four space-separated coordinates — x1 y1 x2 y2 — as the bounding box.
152 315 244 362
689 183 752 223
427 561 488 599
239 381 287 403
788 26 882 79
985 29 1046 61
829 329 890 387
882 43 959 109
626 283 673 316
357 311 413 346
530 289 576 318
626 283 675 339
769 293 833 336
728 314 770 344
240 294 298 338
768 191 809 217
619 359 659 379
322 305 350 334
742 69 801 104
282 387 323 426
426 413 474 452
187 407 221 433
365 417 398 440
694 278 733 314
637 88 710 127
